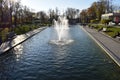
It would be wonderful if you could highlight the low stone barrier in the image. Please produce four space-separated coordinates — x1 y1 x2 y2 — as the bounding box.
0 27 46 55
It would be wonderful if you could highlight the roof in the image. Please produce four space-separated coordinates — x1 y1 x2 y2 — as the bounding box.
102 13 120 17
102 13 113 17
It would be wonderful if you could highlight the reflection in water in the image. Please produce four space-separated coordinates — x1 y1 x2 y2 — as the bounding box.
0 26 120 80
13 44 23 61
53 46 69 68
11 34 27 61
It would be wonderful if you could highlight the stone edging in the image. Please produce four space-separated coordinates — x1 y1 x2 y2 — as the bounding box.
80 26 120 67
0 27 46 55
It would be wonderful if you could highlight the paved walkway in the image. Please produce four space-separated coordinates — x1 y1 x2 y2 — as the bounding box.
82 26 120 67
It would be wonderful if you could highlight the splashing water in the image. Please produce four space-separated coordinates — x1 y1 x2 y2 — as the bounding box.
54 16 69 41
50 16 73 45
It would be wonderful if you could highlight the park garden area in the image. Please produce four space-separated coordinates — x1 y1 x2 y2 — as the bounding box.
0 23 48 44
0 0 51 44
80 0 120 38
88 24 120 37
0 24 41 42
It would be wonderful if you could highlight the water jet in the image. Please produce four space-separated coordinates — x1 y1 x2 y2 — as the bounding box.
50 16 73 45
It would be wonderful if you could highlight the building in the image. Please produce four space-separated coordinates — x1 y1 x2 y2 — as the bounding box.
101 12 120 24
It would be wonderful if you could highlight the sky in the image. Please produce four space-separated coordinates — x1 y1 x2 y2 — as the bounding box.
21 0 97 12
21 0 120 12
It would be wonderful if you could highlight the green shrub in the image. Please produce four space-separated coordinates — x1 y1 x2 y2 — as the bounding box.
0 23 47 42
101 19 112 24
0 28 9 42
90 19 99 23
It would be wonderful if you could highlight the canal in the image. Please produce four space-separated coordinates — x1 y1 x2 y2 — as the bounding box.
0 25 120 80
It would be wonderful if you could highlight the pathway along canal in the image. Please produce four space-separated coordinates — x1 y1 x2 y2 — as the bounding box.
0 25 120 80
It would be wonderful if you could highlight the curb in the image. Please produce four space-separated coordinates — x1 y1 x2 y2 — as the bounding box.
80 26 120 67
0 27 46 55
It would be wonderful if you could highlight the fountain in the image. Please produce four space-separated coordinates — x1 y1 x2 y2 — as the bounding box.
49 16 73 45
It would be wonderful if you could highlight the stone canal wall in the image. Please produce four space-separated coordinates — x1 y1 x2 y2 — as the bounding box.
81 26 120 67
0 27 46 55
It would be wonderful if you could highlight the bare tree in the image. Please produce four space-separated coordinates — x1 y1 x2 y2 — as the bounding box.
66 8 79 19
37 11 49 24
80 9 88 23
7 0 15 27
0 0 7 27
13 1 21 26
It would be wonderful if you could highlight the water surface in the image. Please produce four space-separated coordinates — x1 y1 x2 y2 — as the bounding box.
0 25 120 80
